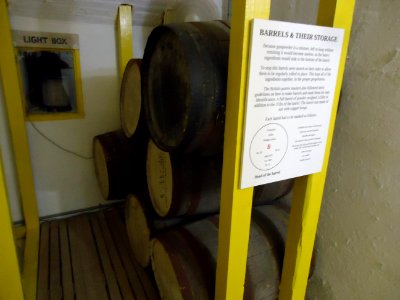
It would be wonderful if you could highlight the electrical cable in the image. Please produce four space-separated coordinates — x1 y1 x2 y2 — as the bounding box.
29 122 93 160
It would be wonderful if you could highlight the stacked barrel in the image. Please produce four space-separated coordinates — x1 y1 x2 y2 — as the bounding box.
93 21 306 300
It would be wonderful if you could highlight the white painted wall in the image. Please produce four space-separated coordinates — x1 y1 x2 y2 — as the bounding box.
268 0 400 299
1 16 153 219
2 0 226 220
307 0 400 299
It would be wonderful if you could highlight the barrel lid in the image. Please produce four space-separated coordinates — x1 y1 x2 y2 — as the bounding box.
93 138 109 200
151 238 185 300
146 140 173 217
120 59 142 138
125 194 152 267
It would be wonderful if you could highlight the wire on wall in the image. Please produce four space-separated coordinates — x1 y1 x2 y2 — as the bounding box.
29 122 93 160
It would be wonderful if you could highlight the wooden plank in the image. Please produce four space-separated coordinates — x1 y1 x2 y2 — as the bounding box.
37 222 50 300
105 209 160 300
102 210 148 300
68 215 108 300
68 217 88 300
96 212 135 299
59 220 74 300
49 222 62 300
215 1 270 299
89 214 123 300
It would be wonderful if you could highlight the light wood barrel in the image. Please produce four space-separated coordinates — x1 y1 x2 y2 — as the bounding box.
151 215 281 300
93 130 147 200
120 59 144 138
146 140 222 217
146 140 294 217
125 194 185 267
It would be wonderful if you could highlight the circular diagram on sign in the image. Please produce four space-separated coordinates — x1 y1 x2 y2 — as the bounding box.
249 123 288 171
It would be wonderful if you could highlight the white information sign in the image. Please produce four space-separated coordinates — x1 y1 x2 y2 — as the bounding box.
240 20 344 188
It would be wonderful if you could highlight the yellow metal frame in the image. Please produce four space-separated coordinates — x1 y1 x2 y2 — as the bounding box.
0 0 39 299
116 4 134 80
15 47 85 122
216 0 355 299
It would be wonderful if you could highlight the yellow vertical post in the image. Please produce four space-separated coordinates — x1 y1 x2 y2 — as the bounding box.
0 150 24 300
278 1 356 299
215 1 270 299
116 4 133 80
0 1 40 299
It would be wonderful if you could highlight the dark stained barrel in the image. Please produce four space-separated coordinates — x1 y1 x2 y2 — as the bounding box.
93 130 147 200
151 215 281 300
142 21 230 156
253 205 316 277
253 179 294 206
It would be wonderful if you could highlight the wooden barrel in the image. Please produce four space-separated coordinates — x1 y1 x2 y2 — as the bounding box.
146 140 222 217
151 215 281 299
93 130 147 200
146 140 294 217
253 179 294 206
120 59 145 138
125 194 187 267
253 205 316 277
142 21 230 156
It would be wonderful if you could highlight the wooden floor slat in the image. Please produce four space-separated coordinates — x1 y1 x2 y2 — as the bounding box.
59 220 74 300
70 215 108 300
96 212 135 299
49 221 62 300
38 207 159 300
90 214 123 300
37 222 50 300
106 209 160 300
68 216 89 300
104 210 147 300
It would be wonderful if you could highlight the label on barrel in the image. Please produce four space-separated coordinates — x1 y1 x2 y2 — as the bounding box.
147 141 173 216
240 19 344 188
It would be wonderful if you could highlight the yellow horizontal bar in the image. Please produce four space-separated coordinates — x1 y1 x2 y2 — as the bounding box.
215 1 270 299
278 0 356 299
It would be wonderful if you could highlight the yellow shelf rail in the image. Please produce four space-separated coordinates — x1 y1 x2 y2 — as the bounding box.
0 0 40 299
215 1 271 299
279 1 355 299
0 150 24 300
